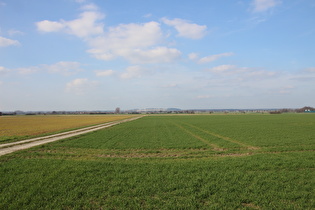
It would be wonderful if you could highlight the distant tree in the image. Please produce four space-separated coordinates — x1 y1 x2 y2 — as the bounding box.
279 109 290 113
115 107 120 114
269 111 281 114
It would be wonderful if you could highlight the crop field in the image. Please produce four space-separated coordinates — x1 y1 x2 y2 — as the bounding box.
0 115 134 143
0 114 314 209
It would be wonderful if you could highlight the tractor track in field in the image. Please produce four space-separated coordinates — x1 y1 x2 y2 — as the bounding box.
182 122 260 150
0 116 143 157
170 122 224 151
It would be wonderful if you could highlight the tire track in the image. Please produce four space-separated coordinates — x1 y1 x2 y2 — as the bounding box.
182 123 260 150
0 116 144 156
170 122 224 151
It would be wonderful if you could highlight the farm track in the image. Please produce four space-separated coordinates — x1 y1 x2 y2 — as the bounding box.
0 116 143 156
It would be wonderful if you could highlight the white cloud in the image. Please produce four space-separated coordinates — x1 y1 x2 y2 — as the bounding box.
75 0 87 3
95 69 114 77
66 78 98 95
125 47 181 64
161 18 207 39
207 64 276 79
46 61 82 75
36 11 104 38
92 21 161 52
143 13 152 18
305 67 315 73
16 66 40 75
0 36 20 47
10 62 82 75
246 70 276 77
36 6 208 64
8 29 24 36
251 0 281 12
288 67 315 82
162 83 178 88
188 53 199 61
0 66 8 75
36 20 65 32
87 49 115 60
196 95 212 99
80 3 98 11
207 65 237 73
66 11 104 37
88 21 181 63
120 65 149 79
278 86 294 94
189 52 234 63
198 52 234 64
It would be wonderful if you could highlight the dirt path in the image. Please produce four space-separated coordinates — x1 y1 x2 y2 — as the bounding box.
0 116 143 157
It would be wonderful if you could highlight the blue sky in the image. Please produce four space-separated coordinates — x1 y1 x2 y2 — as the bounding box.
1 0 315 111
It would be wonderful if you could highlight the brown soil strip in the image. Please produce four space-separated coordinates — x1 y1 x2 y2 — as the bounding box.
23 147 314 159
97 152 253 158
217 153 251 157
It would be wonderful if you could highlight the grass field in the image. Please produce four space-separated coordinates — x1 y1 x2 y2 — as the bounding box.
0 114 314 209
0 115 134 144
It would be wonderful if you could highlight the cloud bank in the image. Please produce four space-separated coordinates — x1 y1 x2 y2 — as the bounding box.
36 6 209 65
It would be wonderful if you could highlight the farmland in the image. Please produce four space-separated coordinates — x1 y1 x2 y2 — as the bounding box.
0 115 134 144
0 114 314 209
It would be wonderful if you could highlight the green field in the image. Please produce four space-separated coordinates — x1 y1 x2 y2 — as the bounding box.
1 114 314 209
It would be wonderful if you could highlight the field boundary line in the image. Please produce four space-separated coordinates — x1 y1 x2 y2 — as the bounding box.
0 116 144 156
170 122 224 151
183 123 259 150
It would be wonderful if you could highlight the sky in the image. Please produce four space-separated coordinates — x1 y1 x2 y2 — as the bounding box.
0 0 315 111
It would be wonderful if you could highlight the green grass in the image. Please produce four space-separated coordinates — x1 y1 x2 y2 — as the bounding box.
0 114 314 209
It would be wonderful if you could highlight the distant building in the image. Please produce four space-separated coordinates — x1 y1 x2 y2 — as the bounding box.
15 110 25 115
296 106 315 113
